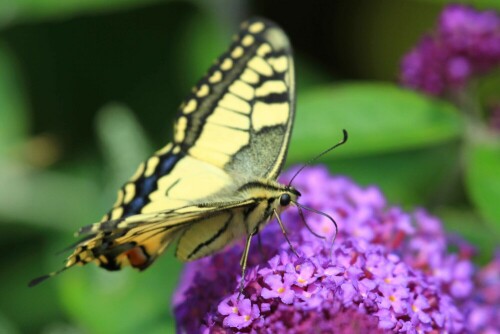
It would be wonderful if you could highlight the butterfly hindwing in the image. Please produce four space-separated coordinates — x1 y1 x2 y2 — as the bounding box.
69 198 257 271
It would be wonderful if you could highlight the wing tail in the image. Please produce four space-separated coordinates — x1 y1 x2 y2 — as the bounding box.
29 267 69 287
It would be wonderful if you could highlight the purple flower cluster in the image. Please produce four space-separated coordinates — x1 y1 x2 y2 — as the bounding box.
401 4 500 95
172 166 499 333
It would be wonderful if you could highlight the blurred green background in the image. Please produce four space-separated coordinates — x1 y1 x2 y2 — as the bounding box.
0 0 499 333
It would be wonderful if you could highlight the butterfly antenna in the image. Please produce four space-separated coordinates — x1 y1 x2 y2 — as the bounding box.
294 202 339 253
288 129 348 187
296 205 325 239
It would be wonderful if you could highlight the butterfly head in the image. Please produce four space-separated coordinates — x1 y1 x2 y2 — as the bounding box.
279 187 300 205
273 185 301 214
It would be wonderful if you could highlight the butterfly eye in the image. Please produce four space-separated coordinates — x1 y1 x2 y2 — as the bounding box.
280 193 291 206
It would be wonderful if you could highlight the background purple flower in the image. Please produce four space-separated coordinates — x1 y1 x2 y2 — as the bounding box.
400 4 500 95
172 166 499 333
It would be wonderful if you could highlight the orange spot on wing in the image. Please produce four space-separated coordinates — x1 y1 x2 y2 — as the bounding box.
126 247 148 268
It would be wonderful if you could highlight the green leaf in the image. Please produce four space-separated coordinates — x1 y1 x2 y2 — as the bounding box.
96 103 152 187
0 161 100 231
95 103 154 214
437 207 497 265
176 10 227 93
0 232 67 333
411 0 500 10
58 250 182 334
465 139 500 235
314 141 461 206
0 312 19 334
133 318 175 334
0 44 28 156
0 0 164 27
295 54 333 90
478 68 500 108
37 323 85 334
289 83 464 162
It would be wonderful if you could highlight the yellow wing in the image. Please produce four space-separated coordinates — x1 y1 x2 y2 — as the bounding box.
174 17 295 179
100 17 295 225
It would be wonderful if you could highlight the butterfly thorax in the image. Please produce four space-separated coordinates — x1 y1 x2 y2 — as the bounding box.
237 179 300 209
232 179 300 233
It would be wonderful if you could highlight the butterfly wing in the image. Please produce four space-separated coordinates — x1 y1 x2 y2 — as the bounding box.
174 17 295 179
30 18 295 286
101 18 295 225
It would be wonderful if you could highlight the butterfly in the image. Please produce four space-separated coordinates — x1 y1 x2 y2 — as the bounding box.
30 17 346 288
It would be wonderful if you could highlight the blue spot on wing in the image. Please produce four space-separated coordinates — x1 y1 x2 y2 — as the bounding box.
120 152 183 217
159 154 181 175
128 197 145 213
140 176 156 197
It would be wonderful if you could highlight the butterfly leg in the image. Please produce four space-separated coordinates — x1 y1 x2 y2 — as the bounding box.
256 232 266 259
273 209 298 257
238 229 257 300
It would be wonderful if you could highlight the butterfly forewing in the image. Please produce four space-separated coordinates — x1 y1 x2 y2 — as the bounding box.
174 18 295 179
